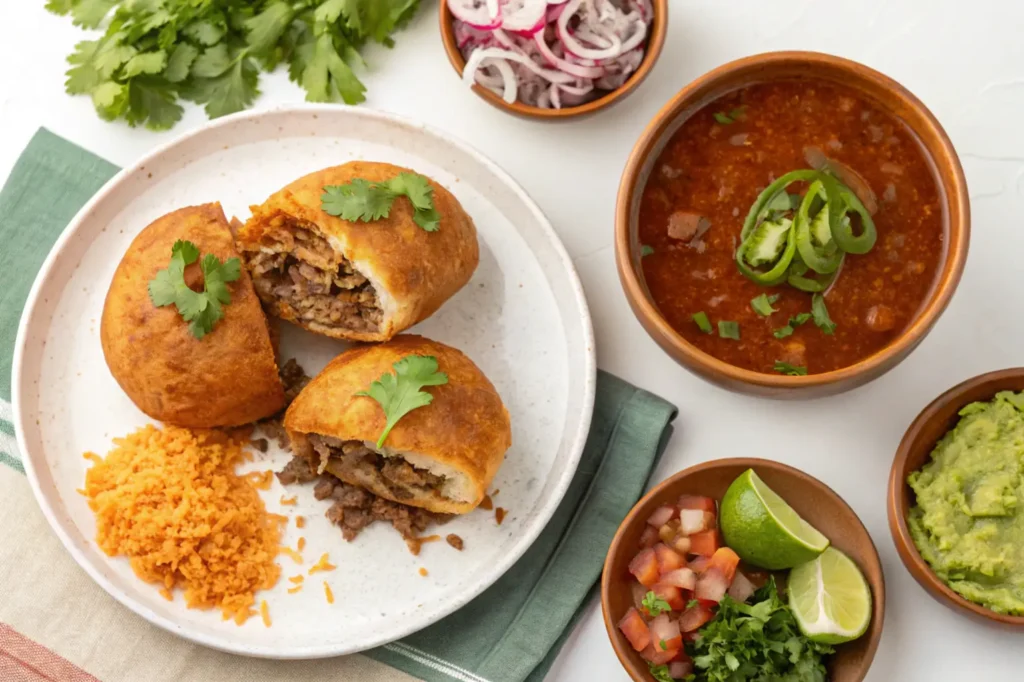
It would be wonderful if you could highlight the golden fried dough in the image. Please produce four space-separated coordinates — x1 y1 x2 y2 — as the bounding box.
101 203 285 427
285 335 510 514
235 162 479 342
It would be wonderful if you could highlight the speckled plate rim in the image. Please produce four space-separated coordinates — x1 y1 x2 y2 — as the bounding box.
11 104 597 658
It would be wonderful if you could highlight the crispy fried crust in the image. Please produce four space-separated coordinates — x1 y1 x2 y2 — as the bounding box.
284 335 511 514
100 203 285 427
235 161 479 342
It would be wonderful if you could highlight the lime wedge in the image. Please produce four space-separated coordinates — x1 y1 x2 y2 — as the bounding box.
720 469 830 569
788 547 872 644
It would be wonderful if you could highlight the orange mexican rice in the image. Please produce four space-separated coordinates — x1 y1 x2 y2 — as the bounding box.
82 425 281 625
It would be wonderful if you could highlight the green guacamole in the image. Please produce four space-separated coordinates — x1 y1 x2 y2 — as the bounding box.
908 390 1024 614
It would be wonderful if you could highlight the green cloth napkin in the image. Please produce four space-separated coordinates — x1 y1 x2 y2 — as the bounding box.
0 128 678 682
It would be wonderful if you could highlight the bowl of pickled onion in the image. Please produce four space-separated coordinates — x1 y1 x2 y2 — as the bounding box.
440 0 668 119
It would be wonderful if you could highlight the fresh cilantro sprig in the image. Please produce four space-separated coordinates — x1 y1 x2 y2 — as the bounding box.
321 172 441 232
148 240 241 339
686 578 833 682
46 0 422 130
648 663 674 682
355 355 449 448
641 591 671 617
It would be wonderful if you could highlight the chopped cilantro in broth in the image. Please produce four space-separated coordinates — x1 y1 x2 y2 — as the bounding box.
637 80 945 375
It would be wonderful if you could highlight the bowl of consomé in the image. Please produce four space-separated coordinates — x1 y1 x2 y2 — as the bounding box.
615 51 969 398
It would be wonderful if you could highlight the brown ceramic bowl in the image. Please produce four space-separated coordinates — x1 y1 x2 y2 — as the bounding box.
615 51 970 398
439 1 668 119
602 458 885 682
888 368 1024 628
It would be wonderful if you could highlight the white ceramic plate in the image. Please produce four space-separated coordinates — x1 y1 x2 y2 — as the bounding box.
12 106 595 658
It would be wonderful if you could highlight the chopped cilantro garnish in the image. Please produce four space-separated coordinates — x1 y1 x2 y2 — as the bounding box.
774 361 808 376
148 239 240 339
750 293 779 317
693 312 713 334
648 663 674 682
718 320 740 340
322 172 440 232
811 293 836 335
687 578 833 681
773 312 812 339
713 112 734 125
642 591 671 617
640 244 655 257
355 355 449 448
686 599 700 610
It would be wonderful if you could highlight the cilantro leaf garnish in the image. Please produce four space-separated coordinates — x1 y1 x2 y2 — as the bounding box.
811 293 836 335
647 664 674 682
773 312 812 339
321 173 441 232
46 0 422 130
774 361 808 376
640 244 655 257
355 355 449 448
750 293 780 317
641 591 671 617
147 240 241 339
713 112 734 125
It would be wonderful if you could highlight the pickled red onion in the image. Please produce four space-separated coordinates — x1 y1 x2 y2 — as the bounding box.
450 0 652 110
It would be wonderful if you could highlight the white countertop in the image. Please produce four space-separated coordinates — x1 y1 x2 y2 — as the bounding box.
2 1 1022 680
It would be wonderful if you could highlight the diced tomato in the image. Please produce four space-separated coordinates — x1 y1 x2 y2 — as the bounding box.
628 548 660 587
658 520 680 544
647 505 677 527
695 568 729 603
640 642 679 665
706 547 740 582
689 556 710 574
727 571 756 603
654 543 686 574
688 529 720 556
618 607 651 651
639 525 659 549
677 495 716 513
669 533 691 554
659 567 696 590
650 582 686 611
669 660 694 678
678 603 716 632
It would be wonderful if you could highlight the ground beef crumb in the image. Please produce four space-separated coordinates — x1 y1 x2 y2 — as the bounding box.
313 478 336 500
446 534 464 551
255 359 312 451
276 455 317 486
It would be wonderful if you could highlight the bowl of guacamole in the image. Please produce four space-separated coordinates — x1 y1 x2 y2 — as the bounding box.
889 369 1024 627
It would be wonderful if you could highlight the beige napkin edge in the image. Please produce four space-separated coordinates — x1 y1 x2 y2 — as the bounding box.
0 465 420 682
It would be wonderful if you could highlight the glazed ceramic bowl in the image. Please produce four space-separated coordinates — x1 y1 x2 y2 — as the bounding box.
439 0 668 120
602 458 885 682
615 51 970 398
888 368 1024 628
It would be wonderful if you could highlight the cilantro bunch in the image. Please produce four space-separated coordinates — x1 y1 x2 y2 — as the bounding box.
46 0 422 130
684 578 834 682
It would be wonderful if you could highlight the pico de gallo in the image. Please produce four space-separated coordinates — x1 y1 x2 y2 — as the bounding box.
617 495 758 679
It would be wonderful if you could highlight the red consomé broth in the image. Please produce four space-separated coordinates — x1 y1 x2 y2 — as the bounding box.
638 80 945 374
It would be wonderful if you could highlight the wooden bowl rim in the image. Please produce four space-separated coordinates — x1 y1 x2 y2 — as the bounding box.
887 368 1024 627
601 457 886 682
614 50 970 391
438 0 669 120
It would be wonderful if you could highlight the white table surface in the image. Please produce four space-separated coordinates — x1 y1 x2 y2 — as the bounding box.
2 1 1022 681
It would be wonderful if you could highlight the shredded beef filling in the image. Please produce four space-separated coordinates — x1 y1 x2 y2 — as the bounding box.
277 454 450 545
308 434 447 500
247 223 382 332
